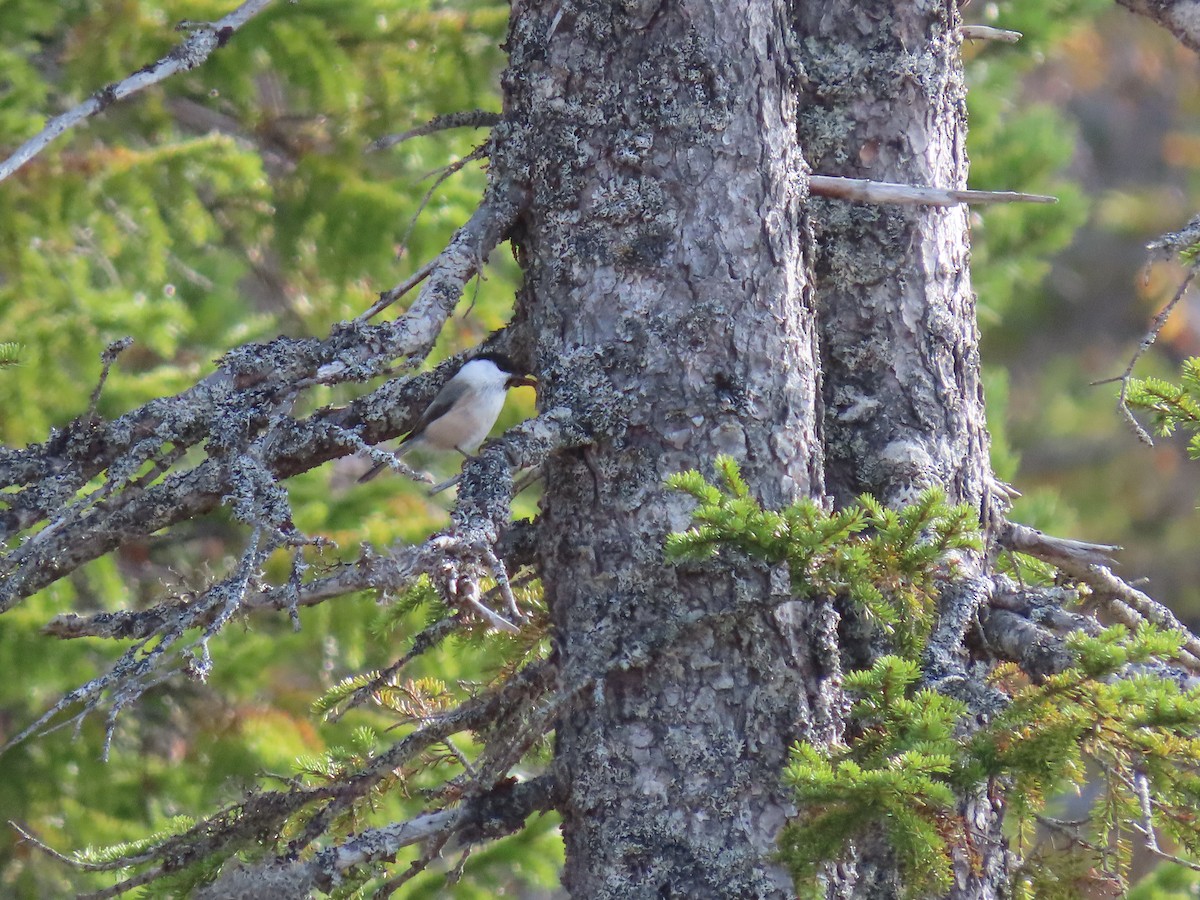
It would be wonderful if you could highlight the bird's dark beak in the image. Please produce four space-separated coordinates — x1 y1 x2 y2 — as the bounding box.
508 374 537 389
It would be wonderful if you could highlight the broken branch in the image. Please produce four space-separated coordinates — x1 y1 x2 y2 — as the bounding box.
808 174 1056 207
960 25 1023 43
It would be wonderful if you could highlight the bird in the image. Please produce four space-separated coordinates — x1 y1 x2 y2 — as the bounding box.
358 353 536 482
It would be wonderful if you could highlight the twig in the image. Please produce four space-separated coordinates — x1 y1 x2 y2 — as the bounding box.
483 546 526 624
0 0 275 185
808 174 1056 206
429 472 462 495
327 616 461 721
371 825 455 899
189 734 558 899
87 339 133 419
441 736 476 776
369 110 501 153
444 846 473 886
1114 767 1200 875
1035 813 1107 855
10 821 138 872
357 190 518 323
400 144 490 252
454 577 520 634
1093 263 1199 446
960 25 1023 42
78 864 169 900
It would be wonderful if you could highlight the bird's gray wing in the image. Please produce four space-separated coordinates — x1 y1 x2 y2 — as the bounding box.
400 386 459 444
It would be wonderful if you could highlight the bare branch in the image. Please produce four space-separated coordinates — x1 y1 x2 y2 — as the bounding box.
4 529 272 757
808 174 1057 206
78 865 169 900
0 0 276 185
998 521 1121 569
0 187 527 611
999 522 1200 667
1080 565 1200 667
358 185 523 323
1093 262 1199 445
369 110 502 153
400 144 490 252
357 259 438 324
417 407 588 629
0 350 467 610
979 607 1075 679
57 660 558 897
1148 214 1200 260
18 405 566 759
87 339 134 418
10 821 127 872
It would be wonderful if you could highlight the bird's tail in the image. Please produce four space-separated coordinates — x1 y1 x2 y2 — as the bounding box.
357 442 410 483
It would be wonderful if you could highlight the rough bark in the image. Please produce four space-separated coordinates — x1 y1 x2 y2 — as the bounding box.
501 1 825 896
796 2 990 515
795 3 1005 897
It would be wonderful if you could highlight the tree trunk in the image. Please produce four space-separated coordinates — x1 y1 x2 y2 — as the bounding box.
500 0 1006 896
502 1 824 896
796 2 991 515
796 3 1007 897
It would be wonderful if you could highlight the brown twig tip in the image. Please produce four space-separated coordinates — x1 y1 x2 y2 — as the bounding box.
808 174 1056 207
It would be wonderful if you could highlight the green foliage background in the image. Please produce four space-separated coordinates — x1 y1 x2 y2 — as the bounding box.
0 0 1197 896
0 1 547 895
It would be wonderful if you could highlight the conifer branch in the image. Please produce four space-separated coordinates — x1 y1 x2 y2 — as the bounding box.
358 184 523 323
0 342 24 368
808 174 1057 207
1096 261 1199 445
200 774 559 899
59 661 558 896
0 0 275 185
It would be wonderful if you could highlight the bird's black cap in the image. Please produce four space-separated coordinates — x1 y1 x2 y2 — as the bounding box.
471 352 520 375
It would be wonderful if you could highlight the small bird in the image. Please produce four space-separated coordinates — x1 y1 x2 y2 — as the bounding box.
359 353 535 482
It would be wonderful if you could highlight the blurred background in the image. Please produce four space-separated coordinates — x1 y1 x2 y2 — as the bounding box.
0 0 1198 896
971 1 1200 624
